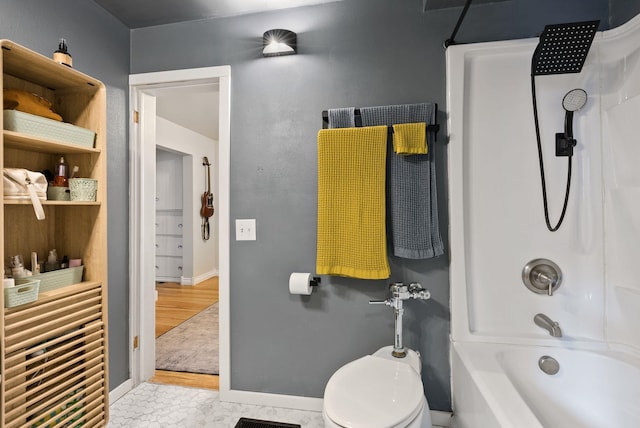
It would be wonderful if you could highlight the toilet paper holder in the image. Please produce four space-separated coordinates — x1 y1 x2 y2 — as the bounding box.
289 272 321 295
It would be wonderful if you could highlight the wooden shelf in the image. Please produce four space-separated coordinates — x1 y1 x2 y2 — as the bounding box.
4 199 101 206
3 130 100 154
1 40 102 91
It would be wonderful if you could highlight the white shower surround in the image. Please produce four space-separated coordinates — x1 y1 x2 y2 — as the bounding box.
446 14 640 427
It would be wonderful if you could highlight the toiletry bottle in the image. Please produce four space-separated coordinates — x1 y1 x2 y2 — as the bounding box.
10 255 25 278
45 249 60 272
61 255 69 269
31 252 40 275
53 156 68 187
53 38 73 68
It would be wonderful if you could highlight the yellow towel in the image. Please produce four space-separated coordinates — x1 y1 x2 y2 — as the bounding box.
316 126 390 279
392 122 427 155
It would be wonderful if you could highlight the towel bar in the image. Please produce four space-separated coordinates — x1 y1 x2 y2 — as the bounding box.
321 105 440 141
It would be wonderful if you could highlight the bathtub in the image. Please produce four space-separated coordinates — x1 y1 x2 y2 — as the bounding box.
451 341 640 428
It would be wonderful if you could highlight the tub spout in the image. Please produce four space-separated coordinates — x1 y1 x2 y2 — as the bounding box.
534 313 562 337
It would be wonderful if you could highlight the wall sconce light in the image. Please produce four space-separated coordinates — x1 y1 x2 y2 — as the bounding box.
262 29 297 57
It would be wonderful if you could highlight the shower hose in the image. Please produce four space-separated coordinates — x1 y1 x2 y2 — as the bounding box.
530 74 573 232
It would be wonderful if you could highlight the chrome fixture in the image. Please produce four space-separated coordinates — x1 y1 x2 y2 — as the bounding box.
522 258 562 296
534 313 562 337
370 282 431 358
538 355 560 375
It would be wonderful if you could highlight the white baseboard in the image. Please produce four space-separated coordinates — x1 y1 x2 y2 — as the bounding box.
155 269 218 286
431 409 453 427
192 269 218 285
109 379 134 404
221 389 323 412
156 275 181 283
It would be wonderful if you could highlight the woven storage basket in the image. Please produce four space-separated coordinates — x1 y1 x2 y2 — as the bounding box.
31 266 83 293
3 109 96 148
4 278 40 308
69 178 97 201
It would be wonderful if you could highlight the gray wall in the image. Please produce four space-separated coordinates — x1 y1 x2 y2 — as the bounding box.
130 0 610 411
0 0 131 390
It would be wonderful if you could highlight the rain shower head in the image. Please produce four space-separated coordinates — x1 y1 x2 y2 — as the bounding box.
532 20 600 76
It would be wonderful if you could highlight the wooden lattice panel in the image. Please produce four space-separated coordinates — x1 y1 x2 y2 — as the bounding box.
2 282 107 428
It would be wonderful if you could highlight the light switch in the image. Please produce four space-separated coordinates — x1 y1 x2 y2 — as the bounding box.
235 219 256 241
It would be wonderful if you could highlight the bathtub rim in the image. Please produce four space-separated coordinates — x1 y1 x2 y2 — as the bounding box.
450 341 544 428
450 340 640 428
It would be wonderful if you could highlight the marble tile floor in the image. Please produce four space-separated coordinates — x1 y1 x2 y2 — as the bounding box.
108 382 448 428
107 382 325 428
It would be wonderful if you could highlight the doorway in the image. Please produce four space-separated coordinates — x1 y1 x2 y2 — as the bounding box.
129 67 231 395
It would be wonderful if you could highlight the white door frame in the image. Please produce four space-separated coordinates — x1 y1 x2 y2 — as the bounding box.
128 66 231 395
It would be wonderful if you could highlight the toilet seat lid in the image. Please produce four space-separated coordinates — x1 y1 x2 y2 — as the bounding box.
324 355 424 428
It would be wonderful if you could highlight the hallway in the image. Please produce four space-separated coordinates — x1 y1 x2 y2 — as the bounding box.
151 277 219 390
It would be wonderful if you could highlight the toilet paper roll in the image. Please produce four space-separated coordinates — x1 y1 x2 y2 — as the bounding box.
3 278 15 288
289 272 313 295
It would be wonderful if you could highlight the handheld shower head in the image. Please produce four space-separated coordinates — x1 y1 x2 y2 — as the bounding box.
562 88 588 139
563 88 588 112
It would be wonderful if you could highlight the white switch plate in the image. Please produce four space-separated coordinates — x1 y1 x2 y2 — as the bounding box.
235 219 256 241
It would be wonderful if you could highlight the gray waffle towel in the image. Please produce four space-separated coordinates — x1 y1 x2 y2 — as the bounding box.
328 107 356 128
360 103 444 259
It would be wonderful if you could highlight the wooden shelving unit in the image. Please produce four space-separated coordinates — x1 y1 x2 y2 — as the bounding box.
0 39 109 427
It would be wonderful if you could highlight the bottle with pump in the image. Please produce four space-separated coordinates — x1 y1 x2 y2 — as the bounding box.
53 156 68 187
53 38 73 68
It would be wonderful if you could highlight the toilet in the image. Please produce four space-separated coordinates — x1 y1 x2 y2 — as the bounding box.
323 345 432 428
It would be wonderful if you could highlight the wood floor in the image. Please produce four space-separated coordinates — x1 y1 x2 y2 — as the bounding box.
150 277 220 390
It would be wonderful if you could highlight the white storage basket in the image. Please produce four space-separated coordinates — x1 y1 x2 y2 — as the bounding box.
4 279 40 308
